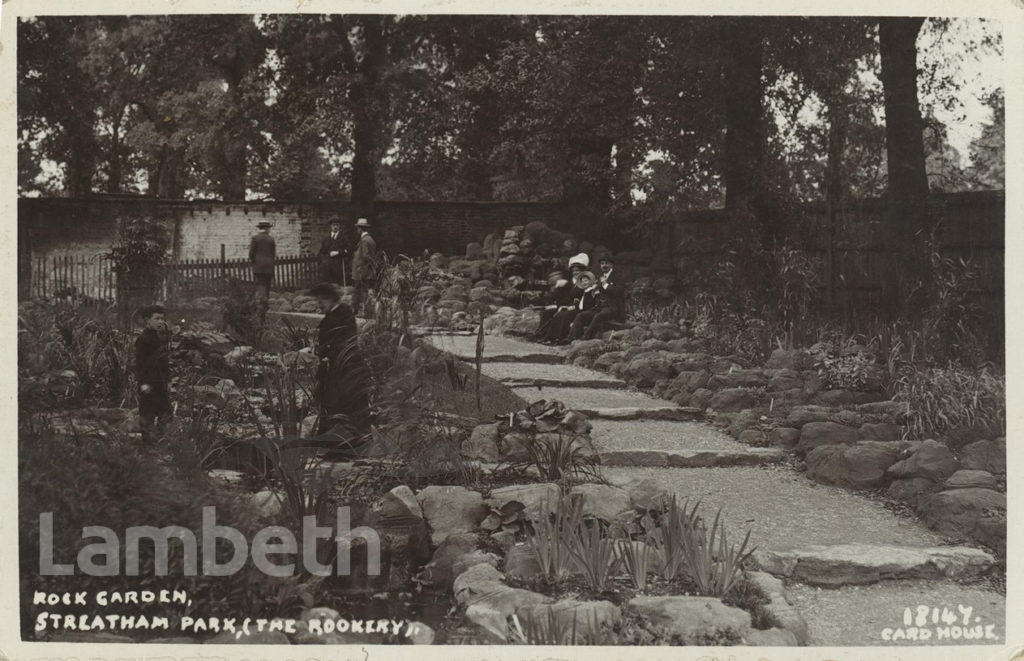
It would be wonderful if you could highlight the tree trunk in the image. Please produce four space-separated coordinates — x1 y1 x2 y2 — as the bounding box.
721 17 765 287
106 120 123 194
879 17 930 320
349 17 388 219
149 145 186 198
823 96 848 315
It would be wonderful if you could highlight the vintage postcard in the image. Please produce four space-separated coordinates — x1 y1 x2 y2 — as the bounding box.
1 0 1019 660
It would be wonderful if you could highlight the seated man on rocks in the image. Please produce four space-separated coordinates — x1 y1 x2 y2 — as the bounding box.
542 269 602 345
574 248 626 340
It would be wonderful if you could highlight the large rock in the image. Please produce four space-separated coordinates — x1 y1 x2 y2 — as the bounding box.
766 348 812 371
769 427 801 449
618 476 670 510
918 488 1006 553
886 439 959 481
959 439 1006 475
488 483 561 521
621 354 678 387
859 422 900 441
504 543 544 580
463 423 501 462
371 485 424 523
708 369 767 390
708 388 759 413
416 486 487 546
626 596 751 644
795 422 860 454
885 477 938 507
814 389 884 406
943 470 998 490
453 565 551 639
416 532 487 589
756 543 995 587
805 442 901 490
785 405 834 428
569 483 633 522
514 600 621 643
249 489 282 518
766 369 804 392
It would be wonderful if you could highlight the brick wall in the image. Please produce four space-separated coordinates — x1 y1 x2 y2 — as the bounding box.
18 197 590 265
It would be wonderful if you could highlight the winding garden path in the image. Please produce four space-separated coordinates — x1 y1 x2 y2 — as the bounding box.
425 332 1006 647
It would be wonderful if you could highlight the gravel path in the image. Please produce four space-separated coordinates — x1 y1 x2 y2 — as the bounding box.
425 334 561 359
786 579 1005 646
512 385 674 410
603 465 948 552
590 419 745 452
481 361 623 384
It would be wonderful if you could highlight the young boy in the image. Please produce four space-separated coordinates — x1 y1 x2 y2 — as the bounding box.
135 304 172 444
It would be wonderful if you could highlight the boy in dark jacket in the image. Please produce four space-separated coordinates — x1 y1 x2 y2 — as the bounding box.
135 304 172 444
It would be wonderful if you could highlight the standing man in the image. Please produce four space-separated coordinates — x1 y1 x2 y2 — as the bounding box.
249 220 276 304
309 283 371 452
318 218 348 285
350 217 377 317
135 304 172 444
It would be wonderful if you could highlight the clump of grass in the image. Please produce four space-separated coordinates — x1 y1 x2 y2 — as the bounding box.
893 363 1005 447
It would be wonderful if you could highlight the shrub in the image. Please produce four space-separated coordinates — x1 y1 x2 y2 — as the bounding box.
18 415 325 641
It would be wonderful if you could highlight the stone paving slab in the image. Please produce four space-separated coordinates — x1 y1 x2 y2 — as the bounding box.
756 543 996 587
511 385 679 411
785 579 1005 646
425 334 563 363
604 465 949 553
480 362 626 389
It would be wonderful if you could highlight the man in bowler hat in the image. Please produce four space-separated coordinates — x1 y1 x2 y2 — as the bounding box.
249 220 276 304
350 217 377 316
318 218 349 285
577 248 625 339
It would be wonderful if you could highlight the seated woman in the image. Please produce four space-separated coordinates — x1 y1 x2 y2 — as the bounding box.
543 270 601 345
535 268 574 339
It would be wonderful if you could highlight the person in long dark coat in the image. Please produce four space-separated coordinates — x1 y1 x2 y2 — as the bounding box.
135 304 172 444
318 219 349 285
249 221 276 304
350 217 377 316
310 283 372 450
534 269 575 339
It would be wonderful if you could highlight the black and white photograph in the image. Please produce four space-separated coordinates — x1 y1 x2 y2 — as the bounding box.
3 1 1019 656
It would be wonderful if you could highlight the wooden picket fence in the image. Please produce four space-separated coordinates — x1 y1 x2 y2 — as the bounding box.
23 251 320 303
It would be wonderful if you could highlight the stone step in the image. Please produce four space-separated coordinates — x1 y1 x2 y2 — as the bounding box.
424 335 564 364
755 543 996 587
479 361 626 389
578 406 701 421
599 447 785 468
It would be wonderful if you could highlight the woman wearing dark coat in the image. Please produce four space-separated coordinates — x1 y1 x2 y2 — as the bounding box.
310 283 372 446
543 271 601 345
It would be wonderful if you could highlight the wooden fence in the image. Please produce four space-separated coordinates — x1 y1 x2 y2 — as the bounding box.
23 251 321 303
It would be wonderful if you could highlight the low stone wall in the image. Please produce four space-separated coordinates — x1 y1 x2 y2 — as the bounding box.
557 326 1007 557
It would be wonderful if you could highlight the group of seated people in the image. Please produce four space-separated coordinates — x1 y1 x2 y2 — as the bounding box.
535 249 625 345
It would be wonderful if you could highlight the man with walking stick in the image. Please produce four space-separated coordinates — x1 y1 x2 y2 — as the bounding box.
318 218 349 286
